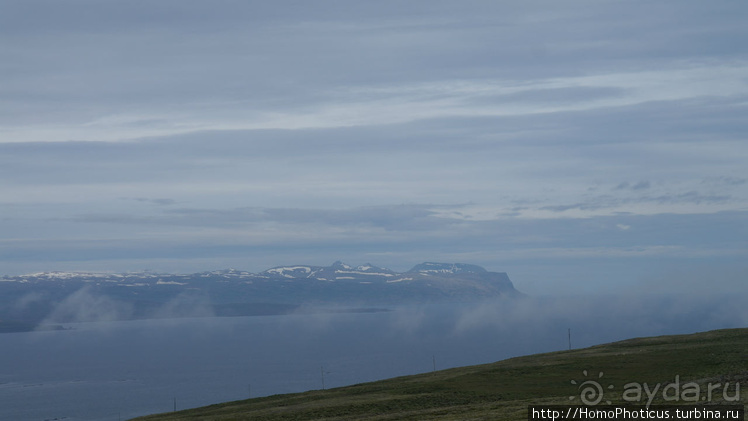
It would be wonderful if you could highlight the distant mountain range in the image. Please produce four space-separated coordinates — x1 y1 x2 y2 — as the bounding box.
0 262 521 332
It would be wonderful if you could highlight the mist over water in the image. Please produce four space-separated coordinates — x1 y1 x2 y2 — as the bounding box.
1 293 746 421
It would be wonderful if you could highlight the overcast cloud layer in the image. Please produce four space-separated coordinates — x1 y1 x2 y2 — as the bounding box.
1 1 746 294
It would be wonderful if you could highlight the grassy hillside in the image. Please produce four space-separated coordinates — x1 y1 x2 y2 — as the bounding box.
133 328 748 421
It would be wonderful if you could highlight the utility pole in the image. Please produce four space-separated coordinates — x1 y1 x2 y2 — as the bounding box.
173 397 177 412
320 365 333 390
568 328 572 350
432 355 436 372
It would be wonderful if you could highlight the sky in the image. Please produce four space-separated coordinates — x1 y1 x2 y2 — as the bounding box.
1 1 747 295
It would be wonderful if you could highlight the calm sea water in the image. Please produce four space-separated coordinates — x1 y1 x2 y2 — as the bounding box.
1 296 746 421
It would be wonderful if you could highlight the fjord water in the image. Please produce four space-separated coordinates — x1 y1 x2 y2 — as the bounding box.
1 295 746 421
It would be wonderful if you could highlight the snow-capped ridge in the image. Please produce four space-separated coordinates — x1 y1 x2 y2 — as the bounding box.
3 261 511 291
204 268 253 278
408 262 488 274
0 261 521 313
262 265 319 279
12 270 163 280
330 260 353 270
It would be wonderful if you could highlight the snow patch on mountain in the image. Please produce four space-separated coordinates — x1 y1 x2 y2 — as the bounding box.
264 266 315 278
156 280 188 286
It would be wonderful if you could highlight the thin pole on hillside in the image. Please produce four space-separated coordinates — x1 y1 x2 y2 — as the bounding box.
568 328 572 350
432 355 436 372
320 365 332 390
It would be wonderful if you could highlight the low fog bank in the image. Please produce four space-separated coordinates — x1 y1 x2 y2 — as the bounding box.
448 292 748 353
14 291 745 382
353 292 748 365
7 285 746 347
24 288 218 330
2 291 746 421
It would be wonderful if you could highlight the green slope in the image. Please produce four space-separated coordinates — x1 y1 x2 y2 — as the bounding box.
132 328 748 421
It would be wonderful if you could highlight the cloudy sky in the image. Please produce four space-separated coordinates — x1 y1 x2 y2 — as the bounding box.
1 1 746 294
